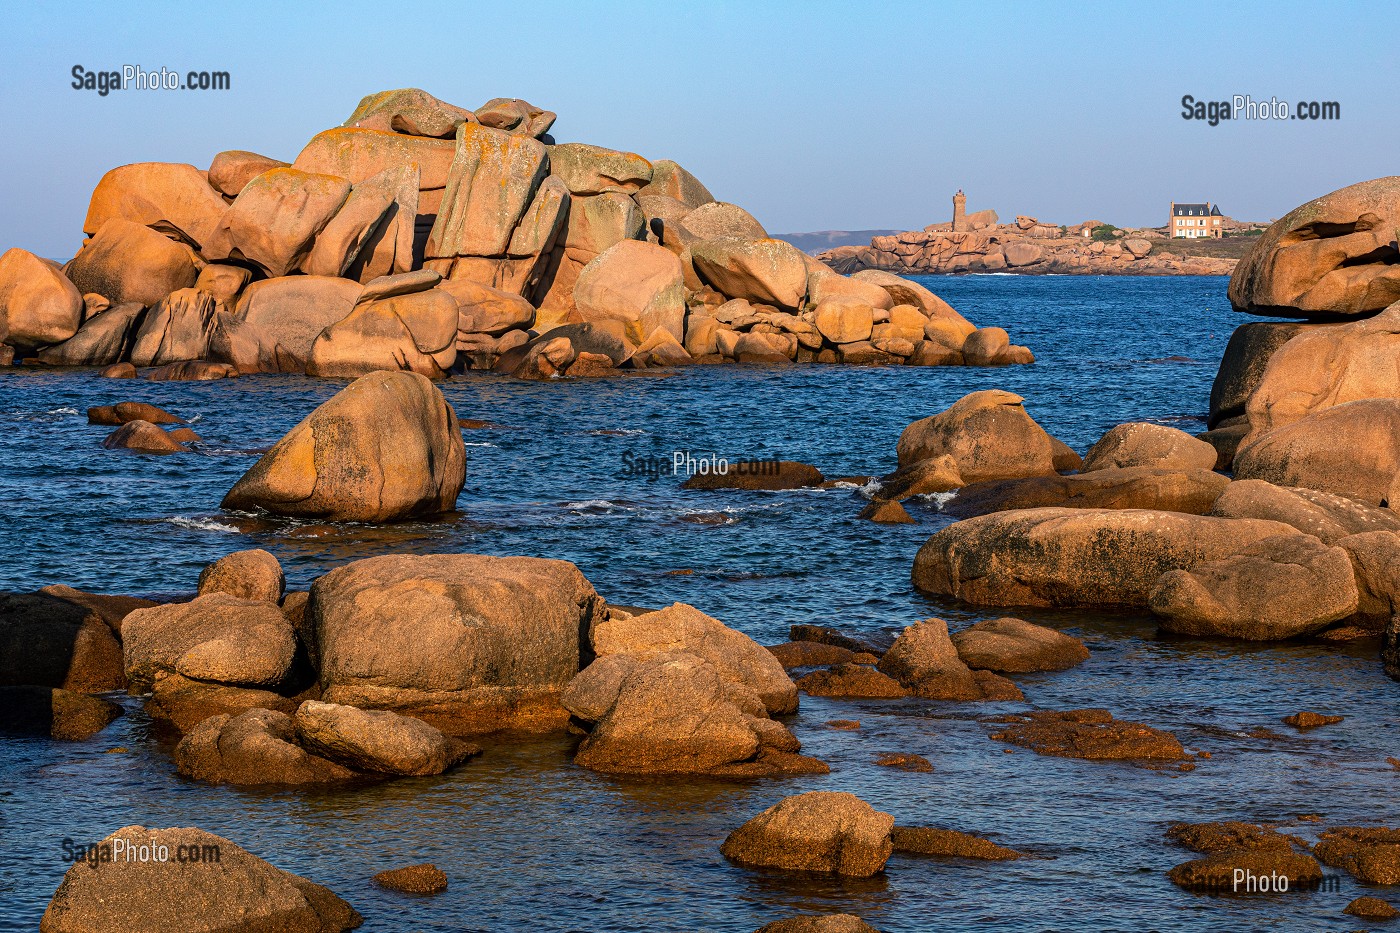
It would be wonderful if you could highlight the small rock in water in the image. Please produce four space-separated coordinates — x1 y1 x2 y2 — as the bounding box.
1314 826 1400 884
890 826 1022 860
99 362 136 378
797 664 908 699
373 863 448 895
721 791 894 877
1344 896 1400 920
768 641 855 669
1282 711 1344 730
101 420 187 454
167 427 202 444
858 499 914 524
875 752 932 772
826 719 861 730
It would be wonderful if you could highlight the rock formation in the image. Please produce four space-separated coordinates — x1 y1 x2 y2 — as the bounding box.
3 88 1029 377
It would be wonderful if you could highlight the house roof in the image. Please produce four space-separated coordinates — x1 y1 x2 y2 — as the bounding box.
1211 205 1223 215
1173 203 1211 216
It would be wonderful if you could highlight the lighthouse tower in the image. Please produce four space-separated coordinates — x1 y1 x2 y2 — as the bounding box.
952 189 967 232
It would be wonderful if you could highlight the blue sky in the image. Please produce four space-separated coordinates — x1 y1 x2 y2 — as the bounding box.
2 0 1394 258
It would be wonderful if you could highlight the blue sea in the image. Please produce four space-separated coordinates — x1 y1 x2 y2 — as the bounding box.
2 275 1393 932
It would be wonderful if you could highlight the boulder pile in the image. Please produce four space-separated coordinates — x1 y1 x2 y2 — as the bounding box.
0 88 1031 379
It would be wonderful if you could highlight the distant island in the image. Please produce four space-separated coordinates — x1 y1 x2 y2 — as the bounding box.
785 192 1269 276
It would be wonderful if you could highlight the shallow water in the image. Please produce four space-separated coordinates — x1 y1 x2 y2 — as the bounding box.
2 275 1395 932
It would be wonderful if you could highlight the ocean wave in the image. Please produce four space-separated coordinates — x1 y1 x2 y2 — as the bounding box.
587 428 648 437
463 442 497 447
560 499 632 514
913 490 958 510
163 516 240 533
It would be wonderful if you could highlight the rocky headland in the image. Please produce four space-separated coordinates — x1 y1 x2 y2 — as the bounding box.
818 214 1251 276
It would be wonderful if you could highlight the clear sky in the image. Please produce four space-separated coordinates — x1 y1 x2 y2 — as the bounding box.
2 0 1394 258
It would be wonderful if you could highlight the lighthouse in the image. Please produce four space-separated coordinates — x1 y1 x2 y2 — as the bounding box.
952 189 967 232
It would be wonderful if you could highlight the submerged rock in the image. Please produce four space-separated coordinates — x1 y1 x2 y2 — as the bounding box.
989 709 1186 762
890 826 1022 860
1282 711 1344 730
680 460 824 491
373 863 449 896
101 421 187 454
721 792 894 877
754 917 880 933
222 371 466 523
39 824 362 932
1344 896 1400 920
1168 849 1323 895
1314 827 1400 884
767 641 855 669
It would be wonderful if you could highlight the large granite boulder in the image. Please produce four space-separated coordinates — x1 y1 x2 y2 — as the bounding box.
1233 399 1400 506
721 792 894 877
0 248 83 349
343 87 475 138
636 159 715 210
197 549 285 603
207 149 289 197
913 508 1302 608
310 553 604 734
211 275 360 373
1081 423 1218 472
65 219 198 307
474 97 556 138
307 274 458 378
0 589 129 691
1242 302 1400 446
942 467 1229 517
39 824 362 932
424 123 548 274
1149 535 1359 640
302 168 401 278
690 237 808 310
122 594 296 692
293 126 455 212
128 287 217 367
548 143 653 195
590 602 797 715
36 303 144 366
1228 177 1400 319
81 161 229 252
896 390 1062 481
221 371 466 522
876 619 982 700
572 239 685 345
1208 480 1400 543
1208 321 1315 427
208 168 351 277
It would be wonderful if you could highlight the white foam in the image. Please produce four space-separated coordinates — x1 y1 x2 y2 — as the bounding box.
913 490 958 510
164 516 240 533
